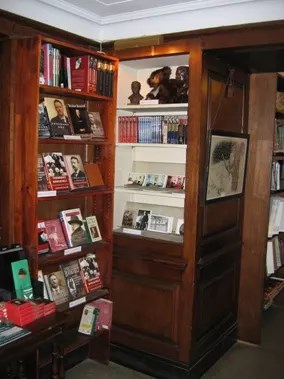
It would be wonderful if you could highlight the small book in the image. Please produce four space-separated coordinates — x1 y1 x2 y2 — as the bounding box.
89 298 113 331
78 303 100 335
44 97 72 137
63 154 89 190
134 209 151 230
37 154 49 192
87 111 105 139
60 260 86 300
37 221 49 254
59 208 90 248
83 163 104 187
44 219 68 252
125 172 145 187
143 174 167 188
175 218 184 235
44 270 70 305
42 152 70 191
166 175 185 190
78 253 103 293
85 216 102 242
11 259 34 300
148 214 173 234
67 104 92 135
121 209 134 228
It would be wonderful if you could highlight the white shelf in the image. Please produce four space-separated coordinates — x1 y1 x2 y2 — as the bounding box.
117 103 188 113
115 187 185 207
116 143 186 148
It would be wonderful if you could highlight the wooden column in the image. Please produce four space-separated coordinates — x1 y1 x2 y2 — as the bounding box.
238 73 277 343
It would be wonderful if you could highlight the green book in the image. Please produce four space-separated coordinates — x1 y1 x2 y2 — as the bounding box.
11 259 34 300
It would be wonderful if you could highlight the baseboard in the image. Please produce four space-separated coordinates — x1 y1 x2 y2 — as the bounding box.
111 325 237 379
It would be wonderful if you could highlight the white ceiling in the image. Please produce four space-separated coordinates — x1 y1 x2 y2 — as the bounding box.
1 0 284 42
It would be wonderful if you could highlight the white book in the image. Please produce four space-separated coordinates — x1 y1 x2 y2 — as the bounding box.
148 214 173 234
266 240 275 275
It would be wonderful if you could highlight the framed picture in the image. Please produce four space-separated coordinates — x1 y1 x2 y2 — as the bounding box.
205 131 249 202
148 214 173 234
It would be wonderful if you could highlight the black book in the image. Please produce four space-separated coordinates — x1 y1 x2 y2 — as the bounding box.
38 102 51 138
67 104 92 135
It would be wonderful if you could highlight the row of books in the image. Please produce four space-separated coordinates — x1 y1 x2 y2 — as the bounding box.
78 298 113 336
42 254 102 306
118 115 187 144
122 208 184 235
40 43 114 97
125 172 185 190
38 208 102 254
38 153 104 193
39 97 105 139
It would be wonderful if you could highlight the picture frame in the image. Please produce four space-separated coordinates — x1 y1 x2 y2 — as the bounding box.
205 130 249 202
148 214 173 234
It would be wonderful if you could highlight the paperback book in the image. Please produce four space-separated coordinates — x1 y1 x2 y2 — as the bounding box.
61 260 86 300
78 303 100 335
42 152 70 191
78 253 103 293
85 216 102 242
11 259 34 300
44 270 70 305
59 208 90 247
87 111 105 139
44 97 72 137
64 154 89 190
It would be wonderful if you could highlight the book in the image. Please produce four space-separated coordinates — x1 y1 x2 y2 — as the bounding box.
143 174 167 188
89 298 113 331
78 253 103 293
125 172 145 187
11 259 34 300
44 97 72 137
38 102 51 138
63 154 89 190
83 163 104 187
175 218 184 235
67 104 92 135
59 208 90 247
78 303 100 335
121 209 134 228
42 152 70 191
70 55 93 93
37 220 49 254
0 322 31 347
134 209 151 230
44 270 70 305
87 111 105 139
44 219 68 252
85 216 102 242
37 154 49 192
147 214 173 234
61 260 86 300
166 175 185 190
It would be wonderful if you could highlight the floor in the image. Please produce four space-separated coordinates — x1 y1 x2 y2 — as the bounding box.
66 307 284 379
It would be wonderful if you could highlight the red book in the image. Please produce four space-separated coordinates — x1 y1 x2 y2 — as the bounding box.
44 219 68 252
70 55 92 92
89 298 113 332
78 254 103 293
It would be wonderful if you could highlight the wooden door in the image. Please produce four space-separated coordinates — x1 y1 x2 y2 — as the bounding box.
191 54 249 363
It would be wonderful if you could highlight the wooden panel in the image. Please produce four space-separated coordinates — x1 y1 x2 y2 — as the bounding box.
112 272 180 359
238 73 277 343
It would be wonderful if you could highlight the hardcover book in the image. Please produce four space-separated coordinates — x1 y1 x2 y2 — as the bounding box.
85 216 102 242
42 152 70 191
37 221 49 254
37 154 49 192
89 298 113 331
63 154 89 190
44 97 72 137
11 259 34 300
44 270 70 305
83 163 104 187
78 253 103 293
44 219 68 252
147 214 174 234
61 260 86 300
67 104 92 135
87 111 105 139
59 208 90 247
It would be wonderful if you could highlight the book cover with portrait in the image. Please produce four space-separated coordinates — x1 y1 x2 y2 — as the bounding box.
87 111 105 139
63 154 89 190
78 253 102 293
59 208 90 248
85 216 102 243
67 104 92 135
43 270 70 305
43 97 72 137
60 260 86 300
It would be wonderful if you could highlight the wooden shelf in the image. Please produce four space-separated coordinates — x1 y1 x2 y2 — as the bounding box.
37 187 112 201
39 138 110 146
263 278 284 310
57 288 109 312
40 85 113 101
38 240 110 266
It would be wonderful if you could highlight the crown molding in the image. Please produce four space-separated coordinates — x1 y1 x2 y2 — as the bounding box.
39 0 257 25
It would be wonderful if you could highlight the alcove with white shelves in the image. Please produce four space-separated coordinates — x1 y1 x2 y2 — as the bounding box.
114 54 189 237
